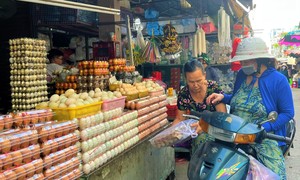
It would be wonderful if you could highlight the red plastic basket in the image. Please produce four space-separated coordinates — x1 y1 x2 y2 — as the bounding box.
166 104 178 118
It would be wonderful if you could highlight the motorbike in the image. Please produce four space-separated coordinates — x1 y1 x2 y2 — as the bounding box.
185 110 296 180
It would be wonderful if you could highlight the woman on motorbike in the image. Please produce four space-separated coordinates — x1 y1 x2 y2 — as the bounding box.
206 37 295 179
172 60 227 153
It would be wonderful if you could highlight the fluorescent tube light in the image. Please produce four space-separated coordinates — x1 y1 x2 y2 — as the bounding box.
17 0 120 15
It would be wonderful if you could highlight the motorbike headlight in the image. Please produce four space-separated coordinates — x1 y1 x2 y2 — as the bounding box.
199 119 256 143
208 126 236 142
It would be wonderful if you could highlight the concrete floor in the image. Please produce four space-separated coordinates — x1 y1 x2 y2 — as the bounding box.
174 88 300 180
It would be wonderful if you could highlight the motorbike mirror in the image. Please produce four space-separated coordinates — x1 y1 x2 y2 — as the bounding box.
258 111 278 128
267 111 278 122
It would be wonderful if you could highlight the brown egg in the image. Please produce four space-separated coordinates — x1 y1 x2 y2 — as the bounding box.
29 131 38 145
29 144 40 160
12 151 23 166
55 124 63 138
20 134 30 149
50 141 58 153
47 126 55 140
57 151 66 164
23 114 31 126
44 169 53 179
0 118 4 131
30 114 39 124
13 166 26 180
74 168 81 178
50 153 60 167
52 166 60 179
64 135 72 148
21 148 32 164
23 163 35 178
37 112 46 123
0 138 11 153
45 110 53 122
14 113 23 127
2 154 13 170
43 156 52 169
41 141 51 156
39 127 48 143
11 135 21 151
0 157 3 171
4 114 13 129
61 174 69 180
32 159 43 174
0 173 5 179
3 170 17 180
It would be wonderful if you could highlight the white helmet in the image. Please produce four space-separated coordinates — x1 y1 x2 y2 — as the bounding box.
230 37 274 62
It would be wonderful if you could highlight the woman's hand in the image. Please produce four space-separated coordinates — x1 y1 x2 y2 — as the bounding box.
206 93 224 105
190 122 203 134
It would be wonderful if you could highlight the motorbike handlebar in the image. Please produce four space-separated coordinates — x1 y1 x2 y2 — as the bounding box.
265 133 292 144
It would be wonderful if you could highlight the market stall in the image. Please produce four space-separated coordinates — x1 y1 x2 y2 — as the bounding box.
0 37 175 178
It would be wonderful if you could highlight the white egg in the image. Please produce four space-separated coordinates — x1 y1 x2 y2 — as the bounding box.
83 163 91 174
81 141 89 152
87 139 94 150
82 152 90 164
81 129 89 141
90 161 96 171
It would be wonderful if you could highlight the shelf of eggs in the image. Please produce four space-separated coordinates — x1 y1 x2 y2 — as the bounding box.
0 110 82 179
77 107 142 175
9 38 48 111
0 110 53 179
108 58 135 72
126 94 169 140
77 61 110 93
55 75 78 95
39 120 81 180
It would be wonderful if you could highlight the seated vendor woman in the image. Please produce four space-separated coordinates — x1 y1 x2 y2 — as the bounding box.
172 60 226 153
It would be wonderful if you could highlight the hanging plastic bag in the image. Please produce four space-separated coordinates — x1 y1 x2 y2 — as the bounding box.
246 155 280 180
149 119 198 148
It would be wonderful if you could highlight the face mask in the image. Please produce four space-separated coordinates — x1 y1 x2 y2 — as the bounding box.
242 64 257 75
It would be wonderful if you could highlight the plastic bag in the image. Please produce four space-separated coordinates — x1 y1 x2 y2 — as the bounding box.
246 155 280 180
149 119 198 148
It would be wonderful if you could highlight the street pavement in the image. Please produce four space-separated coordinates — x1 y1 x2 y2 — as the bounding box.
286 88 300 180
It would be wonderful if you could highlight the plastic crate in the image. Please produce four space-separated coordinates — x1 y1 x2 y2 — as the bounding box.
166 104 178 118
43 101 102 121
138 91 149 98
125 93 139 101
102 96 126 112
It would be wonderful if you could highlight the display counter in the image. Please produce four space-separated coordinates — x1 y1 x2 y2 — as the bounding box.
80 125 175 180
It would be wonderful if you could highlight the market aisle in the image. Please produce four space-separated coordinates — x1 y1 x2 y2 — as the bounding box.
174 88 300 180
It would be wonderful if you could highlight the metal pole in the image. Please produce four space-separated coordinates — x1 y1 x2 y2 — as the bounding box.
126 15 134 66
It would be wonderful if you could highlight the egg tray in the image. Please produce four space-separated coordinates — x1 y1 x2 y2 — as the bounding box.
0 109 53 130
26 173 45 180
78 111 104 130
58 168 81 180
0 144 41 172
44 157 80 180
43 145 79 170
138 113 167 133
80 133 106 153
0 158 44 180
0 129 39 154
41 133 79 157
37 120 78 143
81 143 107 164
48 101 103 121
149 89 165 97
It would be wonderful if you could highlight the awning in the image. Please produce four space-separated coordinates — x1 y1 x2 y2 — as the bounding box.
228 0 252 30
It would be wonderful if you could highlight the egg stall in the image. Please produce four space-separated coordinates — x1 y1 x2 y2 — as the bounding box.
2 37 175 180
38 81 175 180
